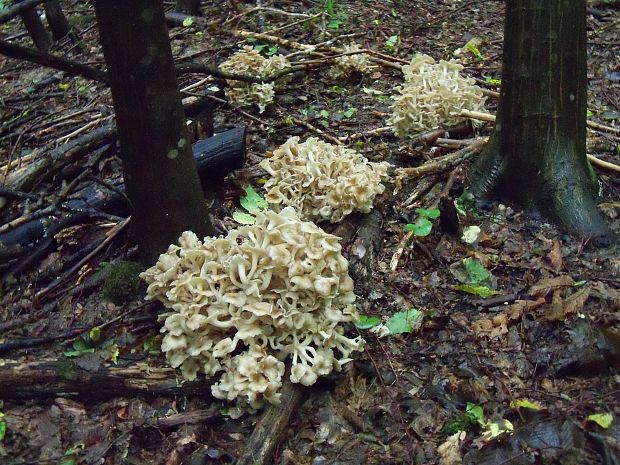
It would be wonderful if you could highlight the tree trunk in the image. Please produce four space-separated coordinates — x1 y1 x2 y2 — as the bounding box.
93 0 215 264
176 0 201 15
470 0 612 244
19 5 52 52
43 0 71 41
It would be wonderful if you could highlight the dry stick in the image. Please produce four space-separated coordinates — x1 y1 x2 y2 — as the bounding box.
460 109 620 173
0 39 108 83
35 217 131 303
232 30 403 70
263 11 321 35
292 117 343 145
202 93 272 127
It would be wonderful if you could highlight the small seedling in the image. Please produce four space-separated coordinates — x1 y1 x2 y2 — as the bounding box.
233 185 268 224
404 207 440 237
385 35 399 51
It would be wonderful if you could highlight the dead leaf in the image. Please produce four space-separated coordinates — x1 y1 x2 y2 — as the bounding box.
438 431 466 465
508 298 546 319
547 240 563 270
546 287 591 321
530 275 575 298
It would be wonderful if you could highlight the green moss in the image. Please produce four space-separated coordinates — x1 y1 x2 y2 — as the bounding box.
101 261 147 305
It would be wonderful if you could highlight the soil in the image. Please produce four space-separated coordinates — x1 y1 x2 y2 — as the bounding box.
1 1 619 465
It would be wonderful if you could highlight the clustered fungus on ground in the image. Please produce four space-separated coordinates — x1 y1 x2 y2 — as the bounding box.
329 43 373 79
218 45 291 112
141 208 364 414
388 53 486 137
260 137 390 223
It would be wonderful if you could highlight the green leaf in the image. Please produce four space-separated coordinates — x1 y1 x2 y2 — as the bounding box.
466 402 485 425
182 16 195 27
58 83 70 90
484 77 501 86
510 399 543 410
58 458 76 465
385 35 399 50
343 107 357 118
355 315 381 329
463 258 491 284
362 87 383 95
233 211 256 225
456 190 475 215
405 217 433 237
454 284 498 298
415 207 440 219
72 338 91 351
386 308 424 335
89 326 101 342
319 109 330 118
466 42 483 60
588 413 613 429
586 109 593 117
240 185 268 213
0 412 6 441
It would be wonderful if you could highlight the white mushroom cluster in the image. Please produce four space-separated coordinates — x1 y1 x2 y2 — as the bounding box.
388 54 486 138
219 45 291 112
141 207 363 412
329 43 373 79
260 137 390 223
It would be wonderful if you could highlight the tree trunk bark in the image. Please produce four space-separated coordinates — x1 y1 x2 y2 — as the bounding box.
470 0 612 244
176 0 201 16
43 0 71 41
19 5 52 52
93 0 215 264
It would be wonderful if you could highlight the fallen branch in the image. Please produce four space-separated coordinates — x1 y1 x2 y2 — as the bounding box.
460 108 620 135
0 39 108 83
460 109 620 173
232 30 403 70
0 359 213 400
394 138 486 186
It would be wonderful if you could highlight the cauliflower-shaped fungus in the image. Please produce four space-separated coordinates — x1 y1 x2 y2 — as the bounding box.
219 45 291 112
388 54 486 137
260 137 390 223
330 43 373 79
141 207 363 412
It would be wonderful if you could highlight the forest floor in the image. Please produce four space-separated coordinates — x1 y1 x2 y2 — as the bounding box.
1 1 620 464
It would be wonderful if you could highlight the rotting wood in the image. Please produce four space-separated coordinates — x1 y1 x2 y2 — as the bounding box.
0 359 213 400
0 39 108 82
347 210 383 282
236 376 305 465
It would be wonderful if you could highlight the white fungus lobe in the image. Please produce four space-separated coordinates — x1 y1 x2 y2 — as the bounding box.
141 208 363 413
260 137 390 223
218 45 291 113
388 54 486 137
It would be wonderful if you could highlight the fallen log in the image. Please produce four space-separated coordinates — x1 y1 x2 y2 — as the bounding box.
0 126 246 250
0 358 213 400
